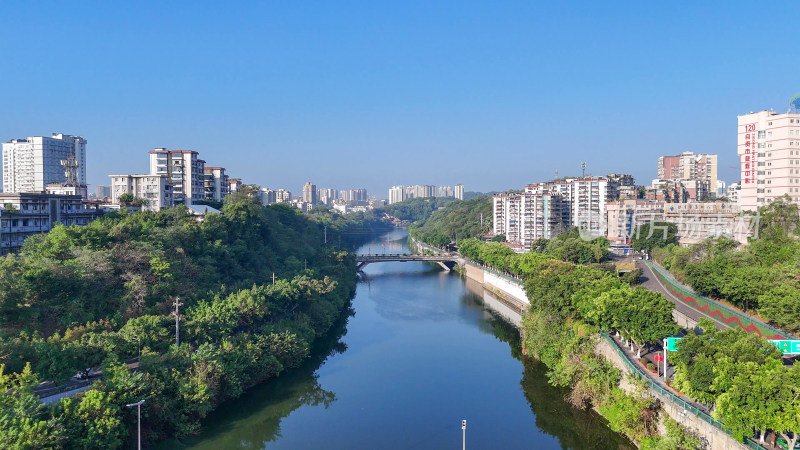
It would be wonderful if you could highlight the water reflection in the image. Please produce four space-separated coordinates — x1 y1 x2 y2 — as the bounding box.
174 230 632 449
162 308 353 449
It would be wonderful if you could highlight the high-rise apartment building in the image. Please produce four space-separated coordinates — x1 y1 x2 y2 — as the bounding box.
493 192 564 247
302 182 317 208
109 174 173 211
438 186 454 197
657 151 719 196
2 133 87 195
259 188 277 205
454 184 464 200
276 189 291 203
389 185 405 204
149 149 205 205
737 108 800 211
203 167 229 202
95 185 111 199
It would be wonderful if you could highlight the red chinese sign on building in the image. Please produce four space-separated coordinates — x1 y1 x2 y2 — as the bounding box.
744 124 756 184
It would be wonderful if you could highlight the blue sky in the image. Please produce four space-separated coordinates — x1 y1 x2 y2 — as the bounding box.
1 1 798 198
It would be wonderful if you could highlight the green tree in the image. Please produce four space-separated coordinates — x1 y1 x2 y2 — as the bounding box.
54 389 126 448
631 222 678 252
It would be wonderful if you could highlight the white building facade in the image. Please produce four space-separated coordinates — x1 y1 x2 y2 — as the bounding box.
2 133 87 195
203 167 229 202
149 149 205 205
109 174 173 211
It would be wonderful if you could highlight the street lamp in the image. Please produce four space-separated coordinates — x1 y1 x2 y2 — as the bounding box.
126 399 145 450
462 419 467 450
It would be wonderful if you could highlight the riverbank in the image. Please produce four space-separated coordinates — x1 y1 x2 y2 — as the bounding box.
452 244 754 449
175 229 631 448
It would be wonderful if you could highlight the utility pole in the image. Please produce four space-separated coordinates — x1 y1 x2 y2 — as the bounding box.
126 400 145 450
462 420 467 450
172 297 183 347
480 213 483 229
272 272 276 285
304 259 307 270
324 226 327 244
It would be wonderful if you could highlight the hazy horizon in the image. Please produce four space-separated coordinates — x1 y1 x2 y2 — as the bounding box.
2 2 799 197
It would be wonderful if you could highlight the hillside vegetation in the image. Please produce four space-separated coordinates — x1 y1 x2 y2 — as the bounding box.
0 194 389 447
408 196 493 246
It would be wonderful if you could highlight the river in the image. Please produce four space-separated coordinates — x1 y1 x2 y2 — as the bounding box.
168 229 631 449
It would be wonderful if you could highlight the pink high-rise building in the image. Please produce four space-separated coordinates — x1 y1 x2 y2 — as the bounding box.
738 109 800 211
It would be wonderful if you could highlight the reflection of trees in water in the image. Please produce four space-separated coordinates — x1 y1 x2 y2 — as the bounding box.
520 358 633 450
181 306 354 449
475 301 633 449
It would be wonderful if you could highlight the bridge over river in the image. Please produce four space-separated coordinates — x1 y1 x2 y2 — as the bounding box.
356 254 464 271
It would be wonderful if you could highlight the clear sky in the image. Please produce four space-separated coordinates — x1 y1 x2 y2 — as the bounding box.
1 1 798 198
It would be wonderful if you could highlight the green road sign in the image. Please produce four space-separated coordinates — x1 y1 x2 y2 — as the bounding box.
666 337 800 354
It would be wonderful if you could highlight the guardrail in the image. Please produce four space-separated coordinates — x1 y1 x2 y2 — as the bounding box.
464 260 525 286
646 261 796 340
599 332 768 450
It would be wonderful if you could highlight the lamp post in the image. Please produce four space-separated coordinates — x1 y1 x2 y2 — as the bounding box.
126 399 145 450
462 419 467 450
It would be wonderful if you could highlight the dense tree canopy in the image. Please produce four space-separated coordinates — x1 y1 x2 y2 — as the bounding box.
0 194 388 446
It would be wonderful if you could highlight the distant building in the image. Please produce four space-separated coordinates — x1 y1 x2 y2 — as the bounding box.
276 189 291 203
0 192 103 254
657 151 719 198
388 185 405 204
302 182 317 209
95 185 111 199
2 133 87 195
259 188 277 205
606 173 636 200
149 149 205 205
727 182 740 206
203 167 229 202
454 184 464 200
109 174 173 211
438 186 454 197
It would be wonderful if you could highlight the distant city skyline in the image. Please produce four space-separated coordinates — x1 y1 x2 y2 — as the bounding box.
2 2 799 196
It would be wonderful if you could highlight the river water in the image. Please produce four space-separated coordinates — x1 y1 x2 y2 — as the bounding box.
171 229 631 449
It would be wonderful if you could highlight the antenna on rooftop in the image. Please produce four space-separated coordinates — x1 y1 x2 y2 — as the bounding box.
581 161 586 178
60 154 79 187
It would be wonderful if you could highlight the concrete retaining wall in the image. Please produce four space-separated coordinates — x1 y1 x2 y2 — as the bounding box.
483 271 529 305
464 263 484 284
596 338 746 450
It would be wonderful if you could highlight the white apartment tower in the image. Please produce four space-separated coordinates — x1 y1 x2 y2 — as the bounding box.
389 185 405 204
149 149 205 205
203 167 229 202
738 107 800 211
454 184 464 200
302 182 317 208
109 174 173 211
493 192 564 248
2 133 87 195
